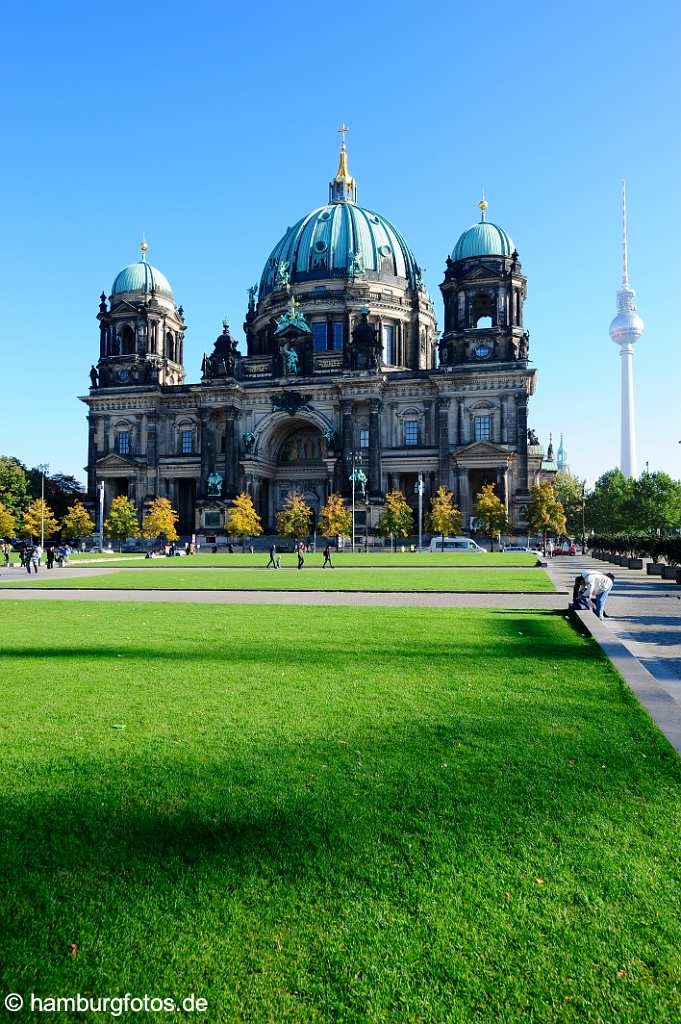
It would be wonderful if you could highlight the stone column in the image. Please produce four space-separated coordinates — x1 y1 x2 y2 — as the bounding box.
199 409 212 498
368 398 382 498
436 397 450 487
223 405 238 497
340 398 354 496
87 414 97 498
515 393 529 492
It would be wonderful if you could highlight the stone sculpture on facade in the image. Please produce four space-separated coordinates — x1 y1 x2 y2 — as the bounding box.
206 472 223 496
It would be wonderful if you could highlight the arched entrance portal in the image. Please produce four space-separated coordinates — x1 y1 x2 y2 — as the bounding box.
264 418 336 531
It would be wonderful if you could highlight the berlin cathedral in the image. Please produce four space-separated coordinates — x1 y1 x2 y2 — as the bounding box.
82 132 558 539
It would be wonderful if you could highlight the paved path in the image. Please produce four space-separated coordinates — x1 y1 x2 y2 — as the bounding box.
546 555 681 698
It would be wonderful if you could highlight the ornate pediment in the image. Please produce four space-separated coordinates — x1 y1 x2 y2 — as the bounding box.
95 453 136 469
454 441 514 465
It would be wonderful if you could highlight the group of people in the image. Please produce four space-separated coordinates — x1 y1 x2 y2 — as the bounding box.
1 542 74 574
265 542 334 570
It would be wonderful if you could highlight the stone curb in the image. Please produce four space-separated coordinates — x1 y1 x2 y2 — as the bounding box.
575 610 681 755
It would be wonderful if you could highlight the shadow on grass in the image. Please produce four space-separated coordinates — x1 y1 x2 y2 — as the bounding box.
0 614 597 668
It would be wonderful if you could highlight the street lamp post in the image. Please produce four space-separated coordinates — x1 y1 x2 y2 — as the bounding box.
97 481 105 551
416 473 424 552
37 464 49 547
349 452 364 554
581 482 586 554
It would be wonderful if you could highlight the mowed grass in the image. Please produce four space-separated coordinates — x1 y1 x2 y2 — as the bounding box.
70 551 540 568
1 601 679 1023
2 567 554 592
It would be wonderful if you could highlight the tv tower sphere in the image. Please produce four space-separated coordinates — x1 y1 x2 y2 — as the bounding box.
609 181 644 478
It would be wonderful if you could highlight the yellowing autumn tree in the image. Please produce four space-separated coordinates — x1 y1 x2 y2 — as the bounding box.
276 493 313 543
22 498 59 541
226 492 263 549
61 500 95 541
472 483 509 550
0 500 17 539
377 490 414 549
104 495 140 550
425 486 462 548
527 482 567 549
318 493 352 538
142 497 179 542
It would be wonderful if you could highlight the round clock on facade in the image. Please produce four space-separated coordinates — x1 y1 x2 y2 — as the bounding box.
474 344 491 359
118 369 130 382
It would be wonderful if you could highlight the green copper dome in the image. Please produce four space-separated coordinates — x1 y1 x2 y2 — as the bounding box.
452 220 516 262
259 202 420 298
111 261 174 300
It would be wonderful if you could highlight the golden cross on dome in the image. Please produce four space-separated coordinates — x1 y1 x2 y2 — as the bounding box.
140 234 149 260
338 123 349 148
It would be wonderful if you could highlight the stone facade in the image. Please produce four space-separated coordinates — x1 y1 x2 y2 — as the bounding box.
81 156 552 540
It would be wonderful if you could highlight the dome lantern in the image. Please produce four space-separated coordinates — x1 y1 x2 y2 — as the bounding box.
329 123 357 205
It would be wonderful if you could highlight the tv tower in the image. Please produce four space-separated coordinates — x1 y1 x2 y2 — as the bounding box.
609 181 644 478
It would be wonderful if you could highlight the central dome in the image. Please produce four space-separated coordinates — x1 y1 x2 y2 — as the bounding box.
259 203 419 298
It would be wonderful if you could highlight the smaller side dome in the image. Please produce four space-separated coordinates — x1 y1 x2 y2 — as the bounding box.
453 220 516 262
111 261 174 300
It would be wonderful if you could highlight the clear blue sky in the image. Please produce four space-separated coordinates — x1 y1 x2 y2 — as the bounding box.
0 0 678 486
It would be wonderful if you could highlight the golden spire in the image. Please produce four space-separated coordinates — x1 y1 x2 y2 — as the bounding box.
335 122 353 182
478 189 488 221
140 235 149 261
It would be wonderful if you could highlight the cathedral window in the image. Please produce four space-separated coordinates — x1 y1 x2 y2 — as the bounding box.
181 430 193 454
471 292 495 328
382 324 395 365
359 429 369 449
312 322 327 352
474 415 492 442
117 430 131 455
166 332 175 361
332 321 344 351
404 420 419 446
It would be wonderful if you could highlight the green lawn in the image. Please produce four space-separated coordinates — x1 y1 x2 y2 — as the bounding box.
1 601 679 1023
84 551 540 568
3 567 554 592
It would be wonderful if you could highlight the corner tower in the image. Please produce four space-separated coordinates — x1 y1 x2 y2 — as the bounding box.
93 242 186 389
439 197 528 367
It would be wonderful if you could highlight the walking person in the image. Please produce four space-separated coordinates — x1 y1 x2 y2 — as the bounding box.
31 544 42 574
2 541 10 566
296 542 305 570
322 543 333 568
266 543 279 569
46 545 55 569
24 544 34 574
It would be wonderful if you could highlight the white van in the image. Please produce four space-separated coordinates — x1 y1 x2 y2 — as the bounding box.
429 536 486 553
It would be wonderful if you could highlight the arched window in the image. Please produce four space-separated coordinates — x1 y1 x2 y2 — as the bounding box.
120 325 135 355
471 292 495 328
166 332 175 361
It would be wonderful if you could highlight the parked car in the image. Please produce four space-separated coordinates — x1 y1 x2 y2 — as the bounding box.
554 542 577 556
430 537 486 553
502 545 542 555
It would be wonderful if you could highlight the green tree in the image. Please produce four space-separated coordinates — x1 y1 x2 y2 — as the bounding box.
21 498 59 542
28 469 85 519
631 471 681 533
104 495 140 550
226 492 263 550
61 500 96 541
0 500 17 539
276 493 313 543
553 470 588 539
472 483 509 550
425 486 462 548
527 482 567 549
377 490 414 549
318 493 352 539
0 456 30 518
586 469 635 534
142 497 179 543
